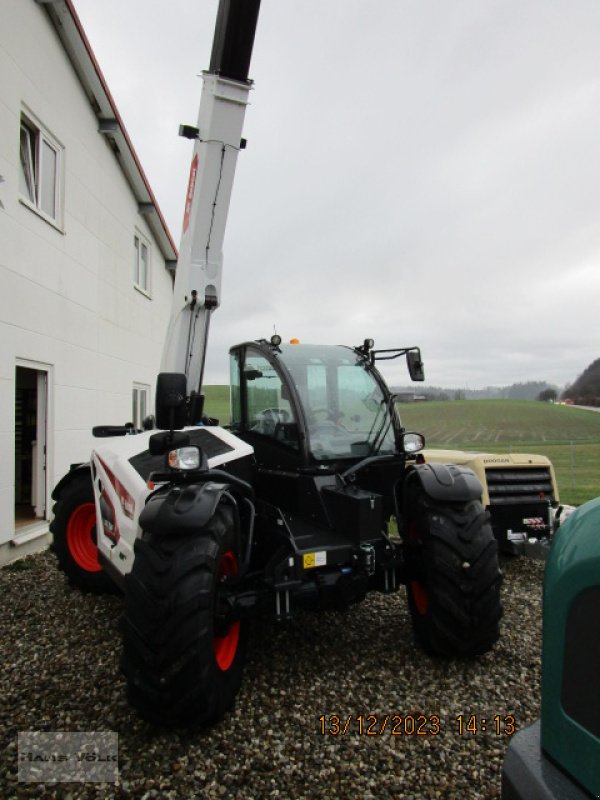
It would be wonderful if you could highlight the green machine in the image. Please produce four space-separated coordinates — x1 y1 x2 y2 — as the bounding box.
502 496 600 799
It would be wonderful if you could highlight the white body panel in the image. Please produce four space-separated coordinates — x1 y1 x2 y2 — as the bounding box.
91 427 253 575
160 73 253 395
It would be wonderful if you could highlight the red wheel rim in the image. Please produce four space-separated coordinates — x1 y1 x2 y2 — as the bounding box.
408 521 429 615
410 580 429 615
66 503 101 572
214 550 240 671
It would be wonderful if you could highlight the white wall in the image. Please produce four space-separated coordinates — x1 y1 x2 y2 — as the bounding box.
0 0 174 558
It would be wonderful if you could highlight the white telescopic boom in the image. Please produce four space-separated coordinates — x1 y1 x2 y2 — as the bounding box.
160 0 260 398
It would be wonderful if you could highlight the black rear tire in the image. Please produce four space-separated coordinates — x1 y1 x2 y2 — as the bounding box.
50 472 114 594
120 503 246 727
404 491 502 657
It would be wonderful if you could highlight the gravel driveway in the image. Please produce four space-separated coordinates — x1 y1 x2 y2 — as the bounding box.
0 550 544 799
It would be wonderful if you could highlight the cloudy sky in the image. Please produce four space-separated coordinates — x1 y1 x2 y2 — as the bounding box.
72 0 600 389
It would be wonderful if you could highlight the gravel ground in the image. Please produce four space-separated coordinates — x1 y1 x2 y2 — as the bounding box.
0 549 545 800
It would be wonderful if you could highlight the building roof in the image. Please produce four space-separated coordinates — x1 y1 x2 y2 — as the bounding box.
38 0 178 269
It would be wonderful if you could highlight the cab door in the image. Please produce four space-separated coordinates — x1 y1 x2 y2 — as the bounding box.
229 346 305 472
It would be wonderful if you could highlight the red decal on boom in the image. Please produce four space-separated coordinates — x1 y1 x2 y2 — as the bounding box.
183 154 199 233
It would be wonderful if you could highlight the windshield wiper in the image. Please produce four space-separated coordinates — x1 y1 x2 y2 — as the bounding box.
363 398 384 450
369 394 396 455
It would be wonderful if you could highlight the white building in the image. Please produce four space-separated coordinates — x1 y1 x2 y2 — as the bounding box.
0 0 178 565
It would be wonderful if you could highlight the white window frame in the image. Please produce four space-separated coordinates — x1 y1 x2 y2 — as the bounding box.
134 231 152 296
19 109 64 230
132 383 151 429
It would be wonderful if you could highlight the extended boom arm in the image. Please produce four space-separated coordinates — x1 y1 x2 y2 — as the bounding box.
160 0 261 398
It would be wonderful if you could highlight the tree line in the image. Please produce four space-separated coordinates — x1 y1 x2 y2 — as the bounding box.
394 358 600 406
394 381 557 402
561 358 600 407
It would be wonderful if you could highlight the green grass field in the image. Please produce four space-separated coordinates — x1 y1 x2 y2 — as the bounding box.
399 400 600 507
203 385 230 423
203 389 600 507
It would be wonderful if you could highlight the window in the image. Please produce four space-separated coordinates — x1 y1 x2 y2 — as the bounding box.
132 384 150 429
236 351 298 448
280 344 396 460
19 113 63 225
134 233 151 293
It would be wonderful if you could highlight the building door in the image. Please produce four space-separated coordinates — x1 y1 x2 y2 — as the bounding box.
14 366 48 528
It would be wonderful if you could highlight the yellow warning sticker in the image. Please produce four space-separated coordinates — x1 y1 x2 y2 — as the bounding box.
303 551 327 569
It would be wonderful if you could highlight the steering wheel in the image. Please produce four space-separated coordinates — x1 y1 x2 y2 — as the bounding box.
261 407 290 423
308 408 352 432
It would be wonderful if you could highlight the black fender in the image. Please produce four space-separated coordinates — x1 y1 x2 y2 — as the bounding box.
407 462 483 504
139 481 242 539
51 463 91 501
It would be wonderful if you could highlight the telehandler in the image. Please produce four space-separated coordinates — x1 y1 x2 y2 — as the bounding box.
51 0 502 726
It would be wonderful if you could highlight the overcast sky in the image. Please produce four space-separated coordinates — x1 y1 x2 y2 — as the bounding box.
72 0 600 389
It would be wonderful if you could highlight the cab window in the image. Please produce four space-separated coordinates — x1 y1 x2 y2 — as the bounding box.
240 351 298 448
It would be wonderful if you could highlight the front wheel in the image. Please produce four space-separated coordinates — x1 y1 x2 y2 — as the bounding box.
404 491 502 657
120 503 246 726
50 472 114 594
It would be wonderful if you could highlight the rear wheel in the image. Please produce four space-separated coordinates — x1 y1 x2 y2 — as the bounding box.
120 503 246 727
404 490 502 657
51 472 114 593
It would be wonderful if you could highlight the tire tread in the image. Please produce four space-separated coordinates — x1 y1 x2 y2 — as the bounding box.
406 495 503 657
120 504 245 726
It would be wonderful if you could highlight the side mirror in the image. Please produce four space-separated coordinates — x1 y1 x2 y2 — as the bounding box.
407 351 425 382
155 372 187 430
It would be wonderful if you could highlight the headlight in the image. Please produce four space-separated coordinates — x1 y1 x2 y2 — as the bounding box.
402 432 425 454
168 446 202 470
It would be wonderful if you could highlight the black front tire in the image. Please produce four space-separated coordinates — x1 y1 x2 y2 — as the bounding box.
50 472 114 594
404 491 502 657
120 503 246 727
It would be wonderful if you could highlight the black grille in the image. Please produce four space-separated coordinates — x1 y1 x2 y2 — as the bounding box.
485 467 554 506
